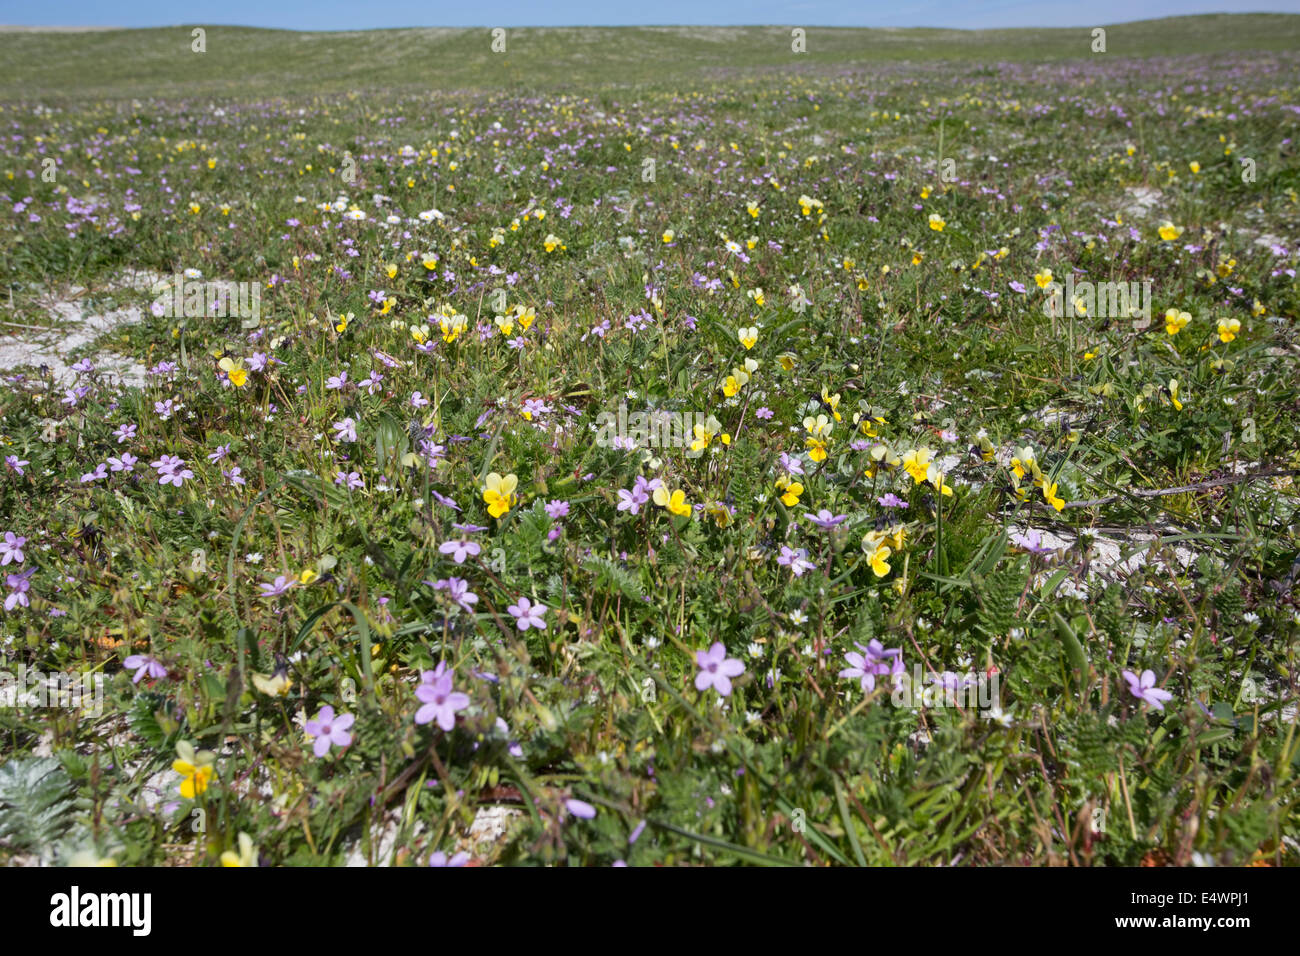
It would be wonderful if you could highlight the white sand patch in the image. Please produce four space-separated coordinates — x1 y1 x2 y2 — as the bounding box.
1118 185 1162 219
0 269 164 389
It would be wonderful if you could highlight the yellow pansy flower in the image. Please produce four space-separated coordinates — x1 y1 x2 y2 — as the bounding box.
1217 318 1241 343
1164 308 1190 335
652 485 692 517
738 326 758 350
483 472 519 518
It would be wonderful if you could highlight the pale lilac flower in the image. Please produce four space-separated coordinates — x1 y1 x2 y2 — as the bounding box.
544 499 570 519
332 417 357 443
326 371 349 390
778 452 805 476
113 423 136 443
80 463 108 483
224 466 246 487
5 456 29 476
4 569 33 611
207 444 231 463
305 705 354 757
804 509 847 529
414 669 470 731
1123 669 1174 711
507 597 548 631
429 850 470 867
335 470 364 490
410 391 430 408
755 406 774 420
438 539 481 564
151 455 192 487
565 798 597 820
0 532 26 565
839 640 903 692
108 452 138 473
259 575 296 598
432 576 478 613
777 545 815 577
123 654 167 684
878 493 905 509
154 399 175 420
695 642 745 696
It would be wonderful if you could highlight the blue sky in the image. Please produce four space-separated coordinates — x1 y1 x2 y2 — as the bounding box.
0 0 1295 30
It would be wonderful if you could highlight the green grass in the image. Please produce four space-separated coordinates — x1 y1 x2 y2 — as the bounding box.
2 16 1300 99
0 15 1297 867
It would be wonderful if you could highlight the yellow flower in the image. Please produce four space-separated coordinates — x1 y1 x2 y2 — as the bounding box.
775 476 803 507
777 352 797 371
422 254 439 270
1168 379 1183 411
820 387 841 421
856 274 870 291
410 325 429 345
803 414 832 439
1189 161 1200 174
868 542 892 577
1042 482 1065 512
928 213 945 232
1217 318 1241 343
494 314 514 337
1034 268 1053 289
1157 221 1183 241
652 485 692 517
1010 446 1036 481
901 447 934 484
912 251 925 266
298 568 318 585
221 832 257 868
690 416 722 453
738 326 758 350
440 313 467 343
515 305 536 330
746 201 760 218
1164 308 1190 335
384 263 398 279
747 288 765 307
662 229 675 243
173 741 216 799
483 472 519 518
542 233 564 252
378 297 396 316
722 375 741 398
1252 299 1266 317
335 312 353 333
217 357 248 387
927 464 954 497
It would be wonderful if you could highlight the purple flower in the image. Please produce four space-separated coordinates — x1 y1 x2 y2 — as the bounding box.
305 705 355 757
207 444 231 463
755 406 774 420
224 466 246 487
4 569 34 611
1011 528 1055 555
776 545 815 577
332 418 357 443
431 576 479 613
429 850 470 867
414 669 470 730
877 493 905 509
259 575 296 598
123 654 167 684
694 642 745 696
150 455 193 487
838 640 903 692
334 470 364 490
438 539 481 564
80 463 108 483
0 532 27 566
544 499 570 519
113 423 137 443
507 597 547 631
804 509 847 529
326 371 349 390
5 455 29 476
565 798 597 820
1123 669 1174 711
108 453 138 473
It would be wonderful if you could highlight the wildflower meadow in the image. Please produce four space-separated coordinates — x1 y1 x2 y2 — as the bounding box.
0 14 1298 874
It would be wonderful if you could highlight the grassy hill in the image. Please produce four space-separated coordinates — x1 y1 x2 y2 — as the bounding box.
1 15 1299 100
